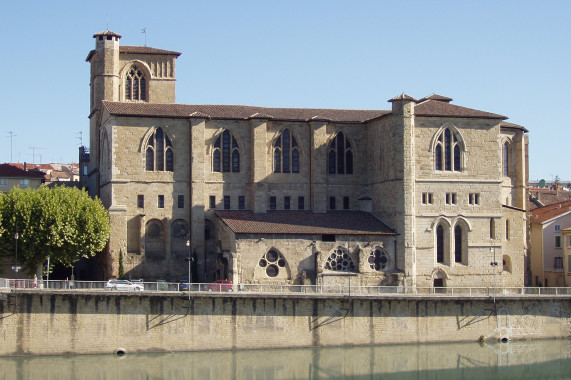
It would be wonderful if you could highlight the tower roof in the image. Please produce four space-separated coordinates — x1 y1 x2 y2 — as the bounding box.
93 30 122 38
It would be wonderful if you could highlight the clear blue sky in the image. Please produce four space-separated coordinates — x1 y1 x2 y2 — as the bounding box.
1 0 569 182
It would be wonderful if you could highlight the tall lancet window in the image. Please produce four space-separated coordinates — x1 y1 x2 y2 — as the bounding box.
213 129 240 173
125 65 147 101
328 131 354 175
434 127 462 172
145 127 174 172
274 129 300 173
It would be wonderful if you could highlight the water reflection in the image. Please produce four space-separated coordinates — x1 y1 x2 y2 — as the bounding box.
1 339 570 380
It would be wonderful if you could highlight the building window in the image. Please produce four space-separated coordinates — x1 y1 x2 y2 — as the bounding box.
325 247 355 272
0 179 6 186
146 127 174 172
468 193 480 205
224 196 230 210
19 179 29 187
238 196 245 210
328 131 354 175
273 128 300 173
209 196 216 209
503 141 510 177
567 235 571 247
505 219 510 240
555 225 561 232
422 193 433 205
125 65 147 101
490 218 496 239
298 196 304 210
176 195 183 208
269 196 276 210
445 193 457 205
343 196 349 210
555 235 561 248
554 257 563 270
213 129 240 173
368 248 389 271
284 196 291 210
329 196 336 210
158 195 164 208
436 225 445 263
454 225 462 263
434 127 462 172
137 194 144 208
258 249 288 278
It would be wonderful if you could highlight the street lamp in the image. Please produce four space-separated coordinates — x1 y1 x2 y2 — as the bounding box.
186 240 191 297
12 225 21 274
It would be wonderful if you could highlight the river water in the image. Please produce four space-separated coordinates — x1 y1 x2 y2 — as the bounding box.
1 339 569 379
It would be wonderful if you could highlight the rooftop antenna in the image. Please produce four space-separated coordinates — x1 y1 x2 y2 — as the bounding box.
28 147 45 164
6 131 16 162
141 27 147 46
76 131 83 146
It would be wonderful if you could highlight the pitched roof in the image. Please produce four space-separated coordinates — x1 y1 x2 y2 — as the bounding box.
418 94 453 103
529 188 571 210
120 46 182 57
103 101 389 123
530 200 571 223
500 121 528 132
415 99 506 119
214 210 397 236
0 164 46 179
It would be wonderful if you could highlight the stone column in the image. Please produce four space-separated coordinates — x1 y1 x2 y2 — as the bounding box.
310 120 329 213
250 118 269 213
190 117 206 281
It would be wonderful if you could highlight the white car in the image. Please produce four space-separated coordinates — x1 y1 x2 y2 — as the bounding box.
104 279 144 291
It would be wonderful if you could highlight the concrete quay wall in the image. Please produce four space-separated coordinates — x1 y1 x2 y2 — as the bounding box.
0 291 569 356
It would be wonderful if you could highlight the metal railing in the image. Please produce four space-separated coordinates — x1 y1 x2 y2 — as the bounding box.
1 278 570 297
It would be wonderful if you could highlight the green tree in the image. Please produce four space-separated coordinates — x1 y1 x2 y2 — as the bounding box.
118 248 124 279
0 186 110 274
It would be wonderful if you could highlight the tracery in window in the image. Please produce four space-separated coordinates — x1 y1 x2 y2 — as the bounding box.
324 247 355 272
328 132 354 175
434 127 462 172
273 129 300 173
368 248 390 271
145 127 174 172
258 249 288 277
125 65 147 101
213 130 240 173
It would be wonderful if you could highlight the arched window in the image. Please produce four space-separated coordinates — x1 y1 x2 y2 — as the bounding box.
125 65 147 101
145 219 165 260
258 249 288 277
273 129 300 173
490 218 496 239
324 247 355 272
213 130 240 173
505 219 510 240
434 127 462 172
454 225 462 263
503 141 510 177
436 225 445 263
171 219 189 258
328 132 354 175
145 127 173 172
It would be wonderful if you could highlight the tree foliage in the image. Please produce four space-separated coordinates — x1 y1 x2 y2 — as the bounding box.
0 186 110 274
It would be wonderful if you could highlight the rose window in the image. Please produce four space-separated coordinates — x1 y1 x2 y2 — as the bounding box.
369 248 389 271
324 248 355 272
258 249 287 277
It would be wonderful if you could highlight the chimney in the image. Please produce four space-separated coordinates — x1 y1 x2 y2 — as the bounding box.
24 162 27 171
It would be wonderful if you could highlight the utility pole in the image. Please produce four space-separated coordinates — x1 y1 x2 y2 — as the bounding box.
6 132 16 162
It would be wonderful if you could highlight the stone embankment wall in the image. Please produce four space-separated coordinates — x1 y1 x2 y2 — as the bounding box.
0 290 569 356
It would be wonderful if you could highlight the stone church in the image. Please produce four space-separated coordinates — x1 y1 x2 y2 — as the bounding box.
85 30 528 288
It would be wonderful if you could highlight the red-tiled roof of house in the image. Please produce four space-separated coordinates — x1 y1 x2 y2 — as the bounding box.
529 188 571 210
214 210 397 236
530 200 571 223
0 164 46 178
418 94 453 103
500 121 528 132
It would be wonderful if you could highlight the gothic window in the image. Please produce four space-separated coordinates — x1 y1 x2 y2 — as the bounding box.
436 225 445 263
434 127 462 172
213 130 240 172
258 249 288 277
273 129 300 173
328 132 354 175
503 141 510 177
454 225 462 263
145 127 174 172
125 65 147 101
368 248 390 271
324 247 355 272
145 219 165 260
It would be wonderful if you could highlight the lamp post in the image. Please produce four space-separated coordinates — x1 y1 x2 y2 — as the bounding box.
12 224 21 274
490 246 498 302
186 240 191 297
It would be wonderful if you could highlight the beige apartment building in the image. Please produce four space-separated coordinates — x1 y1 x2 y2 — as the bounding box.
85 30 529 288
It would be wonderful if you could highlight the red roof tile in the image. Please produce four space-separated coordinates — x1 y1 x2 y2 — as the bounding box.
215 210 397 235
120 46 181 57
0 164 46 179
531 200 571 223
415 99 506 119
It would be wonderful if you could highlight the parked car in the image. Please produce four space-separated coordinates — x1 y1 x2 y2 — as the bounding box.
157 280 169 291
206 280 233 292
104 279 144 291
179 283 191 291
